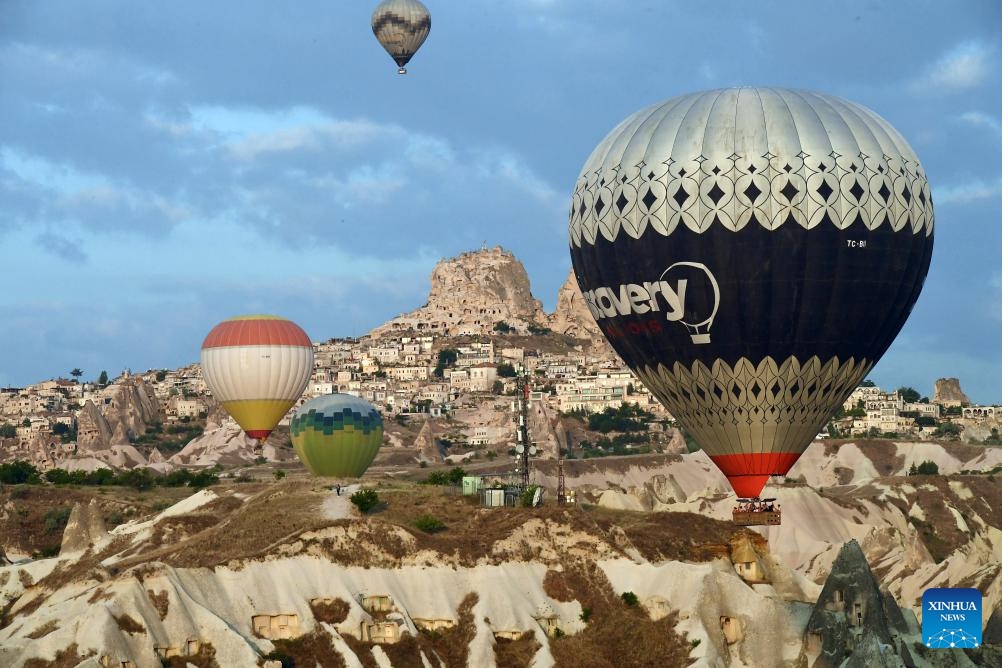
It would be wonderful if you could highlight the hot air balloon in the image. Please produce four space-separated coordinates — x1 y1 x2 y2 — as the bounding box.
200 315 314 444
290 394 384 477
371 0 431 74
568 88 934 517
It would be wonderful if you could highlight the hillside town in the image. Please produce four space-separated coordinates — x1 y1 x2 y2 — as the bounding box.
1 248 1000 471
1 328 1000 472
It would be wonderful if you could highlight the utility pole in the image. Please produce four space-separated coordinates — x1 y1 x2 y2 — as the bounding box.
557 433 568 505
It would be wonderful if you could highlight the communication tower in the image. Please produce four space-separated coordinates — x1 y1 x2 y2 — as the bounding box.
513 369 534 488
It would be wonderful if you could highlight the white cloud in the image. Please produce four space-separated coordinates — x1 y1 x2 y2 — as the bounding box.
915 40 994 92
189 106 400 160
959 111 1002 140
935 176 1002 204
0 148 191 236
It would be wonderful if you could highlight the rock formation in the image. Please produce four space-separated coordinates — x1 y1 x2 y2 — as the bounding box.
548 270 602 339
369 247 548 338
75 400 114 450
803 539 918 667
933 378 970 407
75 377 161 451
59 499 108 555
412 419 441 462
170 411 294 466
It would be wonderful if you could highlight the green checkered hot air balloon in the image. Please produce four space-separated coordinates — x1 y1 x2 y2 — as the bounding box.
290 394 384 477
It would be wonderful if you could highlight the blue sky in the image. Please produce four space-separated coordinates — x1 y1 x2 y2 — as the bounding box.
1 1 1000 402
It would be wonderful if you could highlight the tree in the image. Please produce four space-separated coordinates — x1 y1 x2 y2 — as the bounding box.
98 370 109 386
496 362 517 378
860 379 876 387
0 460 41 484
910 460 939 476
433 349 459 378
155 370 167 382
0 423 15 439
350 488 380 513
934 422 962 439
493 321 514 334
897 387 921 403
70 368 83 380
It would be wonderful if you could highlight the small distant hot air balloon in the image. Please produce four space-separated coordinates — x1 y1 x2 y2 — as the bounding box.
568 88 934 515
290 394 384 477
200 315 314 443
371 0 431 74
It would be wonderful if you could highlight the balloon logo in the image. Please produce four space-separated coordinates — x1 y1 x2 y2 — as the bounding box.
291 394 384 477
200 315 314 443
569 88 934 498
371 0 431 74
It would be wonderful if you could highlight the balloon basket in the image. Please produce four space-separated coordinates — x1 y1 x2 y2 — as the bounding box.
732 498 781 526
397 67 407 74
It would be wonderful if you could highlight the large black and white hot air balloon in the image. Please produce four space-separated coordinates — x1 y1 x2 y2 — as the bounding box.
568 88 934 501
371 0 431 74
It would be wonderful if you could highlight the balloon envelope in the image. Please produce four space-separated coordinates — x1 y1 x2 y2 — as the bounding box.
200 315 314 441
371 0 431 73
568 88 934 497
291 394 384 477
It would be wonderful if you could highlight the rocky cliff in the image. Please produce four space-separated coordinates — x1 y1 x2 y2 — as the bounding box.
369 246 549 338
547 270 602 339
933 377 971 407
76 377 161 451
59 500 108 555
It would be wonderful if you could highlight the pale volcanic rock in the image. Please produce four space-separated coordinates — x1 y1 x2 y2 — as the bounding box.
75 377 161 453
169 417 293 467
412 419 441 463
59 500 108 555
369 247 549 338
933 377 970 407
75 400 114 451
547 270 602 339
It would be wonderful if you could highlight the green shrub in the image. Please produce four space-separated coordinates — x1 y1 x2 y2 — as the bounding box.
520 485 539 507
43 507 72 535
621 591 639 607
350 489 380 514
414 515 446 533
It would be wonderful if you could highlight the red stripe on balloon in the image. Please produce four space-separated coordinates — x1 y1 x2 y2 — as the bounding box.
709 452 801 498
201 317 311 349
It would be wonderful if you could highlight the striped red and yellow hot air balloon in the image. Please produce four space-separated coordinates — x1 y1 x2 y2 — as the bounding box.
200 315 314 442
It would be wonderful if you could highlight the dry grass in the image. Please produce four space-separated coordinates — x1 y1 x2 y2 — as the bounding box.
147 589 170 620
22 643 94 668
267 626 347 668
114 612 144 634
495 634 542 668
340 593 479 668
163 642 219 668
583 506 753 563
0 484 196 555
25 619 58 639
547 561 693 668
543 569 576 602
310 598 350 625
